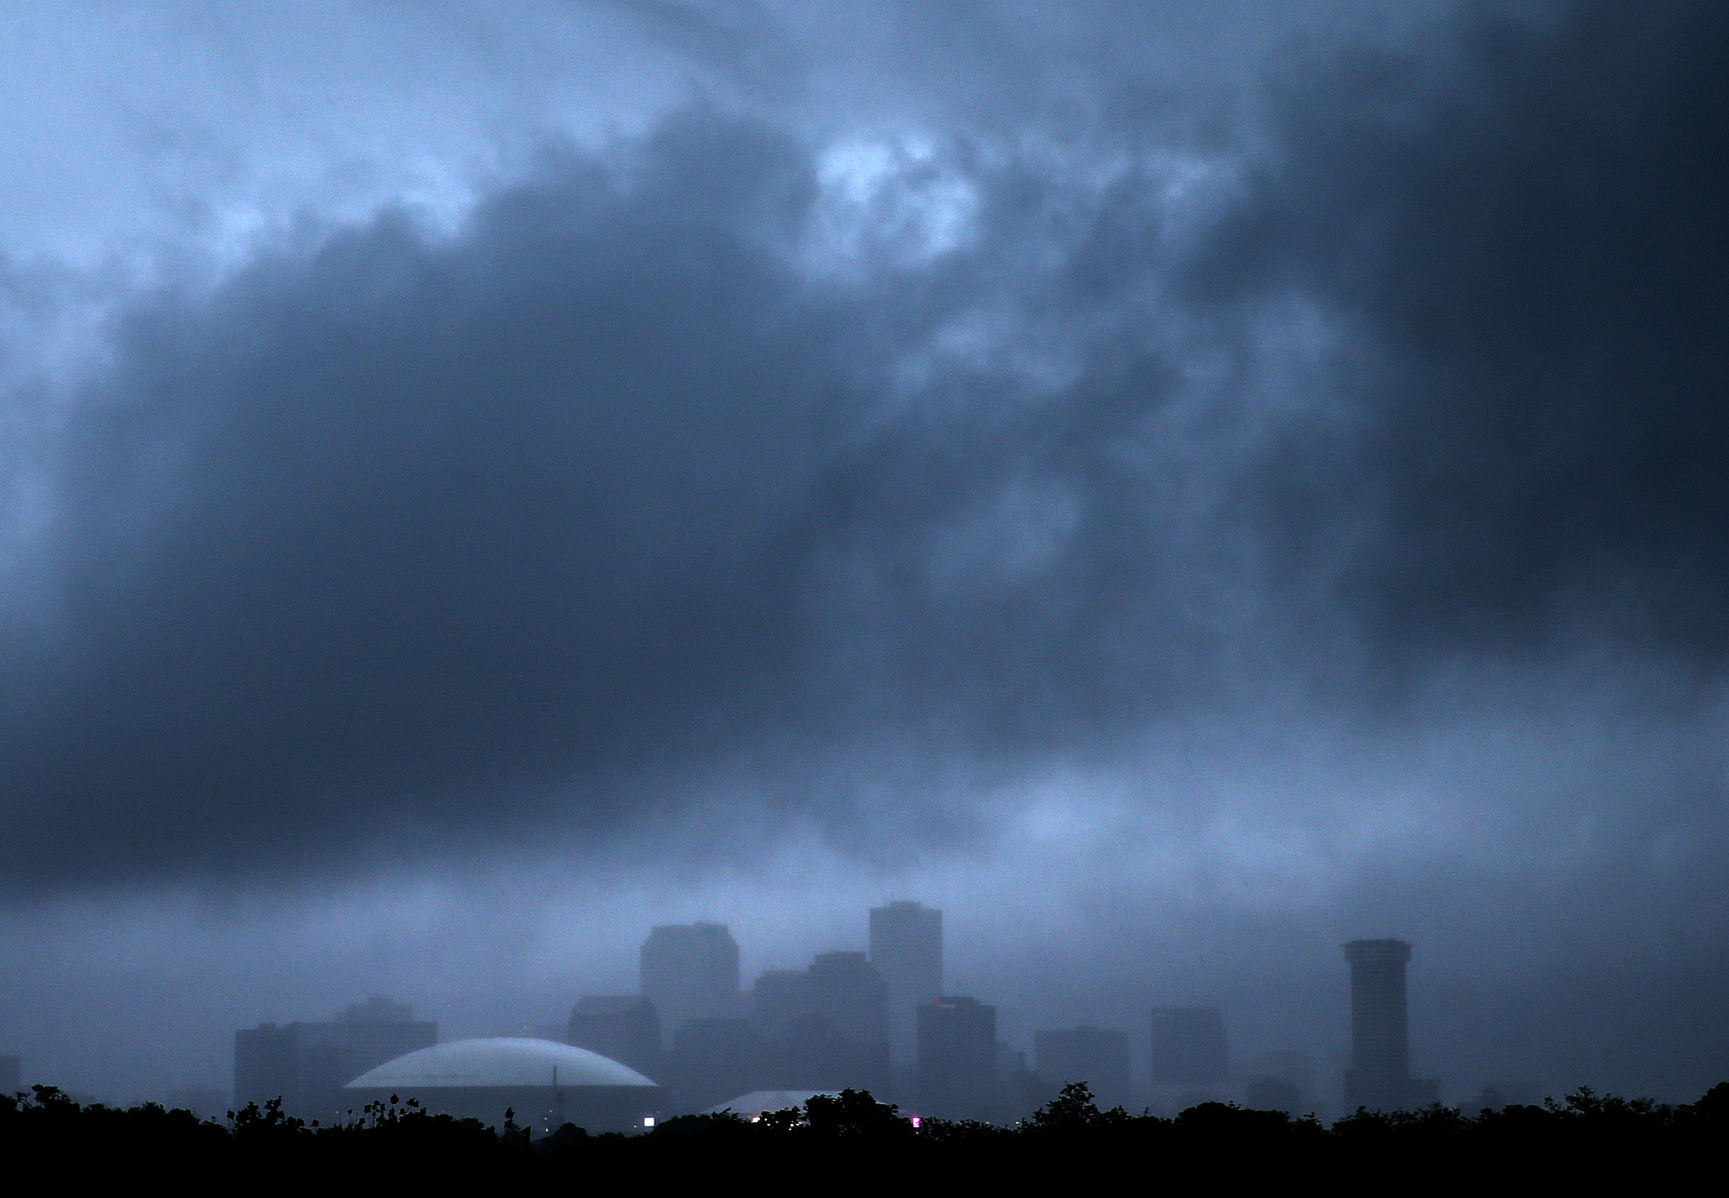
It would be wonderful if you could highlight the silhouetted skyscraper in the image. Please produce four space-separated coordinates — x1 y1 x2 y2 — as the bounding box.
234 1023 301 1113
750 969 813 1041
640 922 740 1046
568 995 662 1077
665 1017 765 1112
869 901 941 1071
1149 1007 1228 1087
1035 1025 1131 1112
918 996 995 1120
334 996 436 1080
1342 938 1436 1110
807 951 889 1047
233 996 435 1121
747 954 890 1095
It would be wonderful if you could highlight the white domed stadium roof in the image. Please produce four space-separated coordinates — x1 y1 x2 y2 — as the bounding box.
345 1037 657 1090
705 1090 837 1119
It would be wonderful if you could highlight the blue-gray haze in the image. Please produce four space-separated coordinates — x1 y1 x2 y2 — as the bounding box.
1 1 1725 1107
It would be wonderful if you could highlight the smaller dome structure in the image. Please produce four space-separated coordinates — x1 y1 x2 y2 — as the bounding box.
344 1037 659 1134
704 1090 837 1121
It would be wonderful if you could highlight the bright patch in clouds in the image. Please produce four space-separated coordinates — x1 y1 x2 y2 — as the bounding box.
807 135 980 273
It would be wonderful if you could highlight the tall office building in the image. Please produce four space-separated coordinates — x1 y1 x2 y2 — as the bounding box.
567 995 662 1077
869 901 942 1071
234 1023 301 1113
745 954 890 1096
1149 1007 1228 1087
750 969 814 1041
1342 938 1437 1110
917 996 996 1121
334 996 437 1078
665 1017 764 1112
640 922 740 1045
1034 1025 1131 1112
807 951 889 1047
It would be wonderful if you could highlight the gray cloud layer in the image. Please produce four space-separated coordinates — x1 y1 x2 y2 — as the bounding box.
4 3 1727 903
1206 2 1729 662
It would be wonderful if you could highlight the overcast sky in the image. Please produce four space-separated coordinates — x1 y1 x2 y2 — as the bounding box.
3 0 1727 1107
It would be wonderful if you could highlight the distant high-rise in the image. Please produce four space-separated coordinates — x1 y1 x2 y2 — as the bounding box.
746 953 890 1095
640 922 740 1045
334 996 437 1081
665 1017 764 1112
807 951 889 1047
750 969 814 1041
234 1023 301 1113
917 996 996 1121
1248 1048 1315 1112
233 996 435 1121
1034 1026 1131 1112
1342 939 1436 1110
1149 1007 1228 1087
869 901 942 1071
567 995 662 1076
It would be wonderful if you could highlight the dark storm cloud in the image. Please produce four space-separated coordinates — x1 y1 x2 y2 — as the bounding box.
1197 1 1729 666
7 0 1725 909
1 102 1232 894
4 114 848 891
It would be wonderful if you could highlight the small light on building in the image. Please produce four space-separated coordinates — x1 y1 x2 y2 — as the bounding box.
642 1116 655 1129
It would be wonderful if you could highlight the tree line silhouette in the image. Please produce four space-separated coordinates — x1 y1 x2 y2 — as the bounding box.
5 1079 1725 1186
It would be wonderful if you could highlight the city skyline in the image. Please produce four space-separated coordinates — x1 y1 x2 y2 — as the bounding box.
200 917 1572 1122
4 881 1712 1120
42 902 1504 1120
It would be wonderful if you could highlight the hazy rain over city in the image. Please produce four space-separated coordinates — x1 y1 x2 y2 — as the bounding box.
2 1 1726 1110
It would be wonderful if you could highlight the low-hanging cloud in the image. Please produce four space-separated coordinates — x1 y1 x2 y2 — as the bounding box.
1 105 1241 894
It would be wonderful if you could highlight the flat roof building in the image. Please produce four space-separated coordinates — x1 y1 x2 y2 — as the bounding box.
870 901 941 1073
1150 1007 1228 1087
233 996 436 1123
641 923 740 1046
1035 1025 1131 1113
567 995 661 1078
918 996 996 1121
